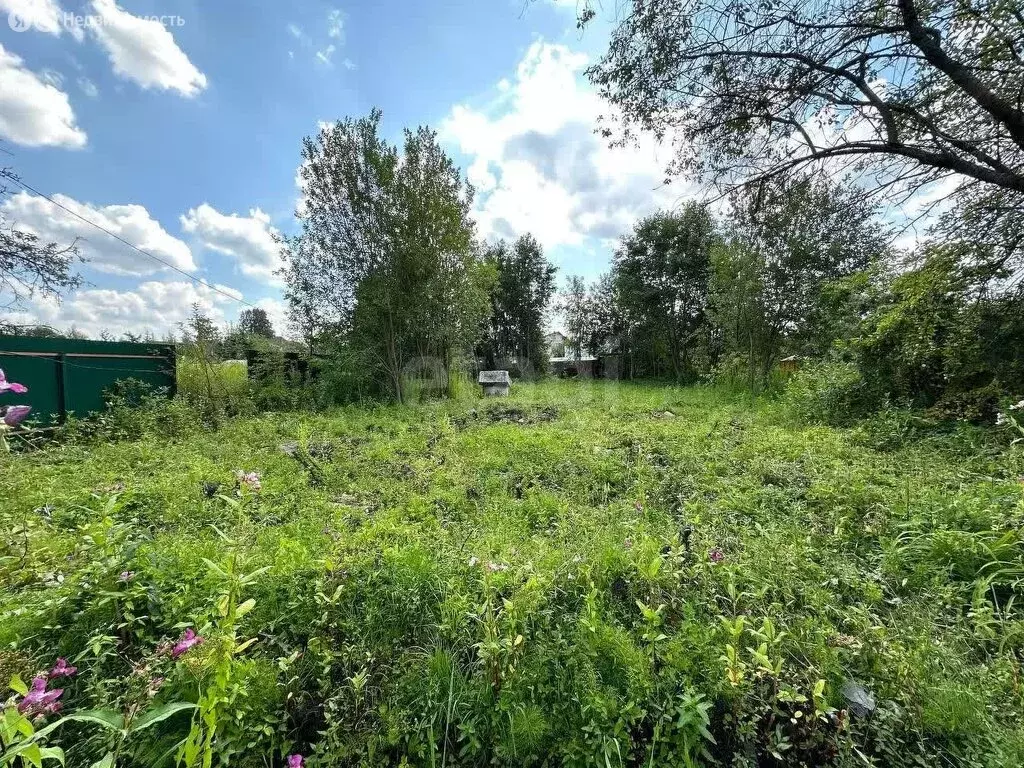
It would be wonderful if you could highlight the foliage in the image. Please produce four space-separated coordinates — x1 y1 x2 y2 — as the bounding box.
559 275 593 361
237 309 274 340
0 170 82 311
2 381 1024 765
784 359 874 426
283 109 494 401
585 0 1024 272
853 250 1024 420
477 235 557 375
611 204 716 382
709 178 888 390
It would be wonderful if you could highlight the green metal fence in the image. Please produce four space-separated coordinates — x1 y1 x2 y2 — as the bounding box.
0 336 176 425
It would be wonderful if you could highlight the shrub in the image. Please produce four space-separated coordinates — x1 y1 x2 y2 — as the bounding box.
784 359 876 425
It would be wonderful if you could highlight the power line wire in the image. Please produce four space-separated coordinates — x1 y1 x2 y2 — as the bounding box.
2 173 258 308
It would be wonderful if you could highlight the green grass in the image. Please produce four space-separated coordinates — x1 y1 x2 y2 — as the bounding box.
2 381 1023 766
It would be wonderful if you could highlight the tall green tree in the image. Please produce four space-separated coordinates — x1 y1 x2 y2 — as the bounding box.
612 204 716 381
239 308 275 338
560 275 594 361
283 110 493 401
478 234 557 374
710 178 889 388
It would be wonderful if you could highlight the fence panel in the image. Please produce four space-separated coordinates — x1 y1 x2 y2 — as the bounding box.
0 337 176 425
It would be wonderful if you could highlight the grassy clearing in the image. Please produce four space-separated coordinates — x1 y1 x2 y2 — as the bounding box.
2 381 1023 766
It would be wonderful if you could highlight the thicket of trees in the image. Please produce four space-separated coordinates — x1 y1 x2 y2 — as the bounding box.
476 234 557 374
281 110 496 401
274 106 1021 418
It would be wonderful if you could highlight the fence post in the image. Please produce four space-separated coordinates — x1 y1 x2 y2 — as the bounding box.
55 352 67 424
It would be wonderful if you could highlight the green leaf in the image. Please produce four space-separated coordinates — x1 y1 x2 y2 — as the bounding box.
10 674 29 695
64 710 125 733
201 558 227 578
23 742 42 768
38 746 66 765
235 598 256 617
129 702 197 734
88 753 115 768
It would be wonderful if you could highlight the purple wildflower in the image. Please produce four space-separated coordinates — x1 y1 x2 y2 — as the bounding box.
624 537 633 550
17 676 63 716
708 547 725 564
0 369 27 395
48 658 77 679
235 470 261 491
3 405 32 428
119 570 135 582
287 756 304 768
634 501 643 512
171 628 204 659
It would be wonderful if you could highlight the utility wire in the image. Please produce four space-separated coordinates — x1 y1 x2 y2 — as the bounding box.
2 173 258 308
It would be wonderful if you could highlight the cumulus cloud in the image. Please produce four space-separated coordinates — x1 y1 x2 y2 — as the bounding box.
89 0 207 97
442 41 685 252
180 204 284 286
7 279 242 339
0 44 86 148
0 0 83 39
1 190 195 276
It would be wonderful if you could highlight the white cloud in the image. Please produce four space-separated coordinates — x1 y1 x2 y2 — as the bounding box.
1 190 195 276
287 22 308 44
0 44 86 148
0 0 83 39
88 0 206 97
253 296 290 338
39 68 63 88
7 279 243 339
180 204 283 286
327 8 344 39
442 41 684 252
77 76 98 98
315 44 335 66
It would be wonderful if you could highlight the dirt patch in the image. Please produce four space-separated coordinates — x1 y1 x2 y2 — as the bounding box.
454 404 559 428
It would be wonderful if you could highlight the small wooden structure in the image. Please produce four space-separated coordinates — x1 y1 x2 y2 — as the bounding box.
478 370 511 397
779 355 802 374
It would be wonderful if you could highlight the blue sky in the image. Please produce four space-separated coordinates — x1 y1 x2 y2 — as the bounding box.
0 0 681 338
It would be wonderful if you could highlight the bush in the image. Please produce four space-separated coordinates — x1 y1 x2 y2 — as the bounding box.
784 359 877 426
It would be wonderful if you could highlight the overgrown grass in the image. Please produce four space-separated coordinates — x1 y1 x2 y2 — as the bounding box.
2 381 1023 766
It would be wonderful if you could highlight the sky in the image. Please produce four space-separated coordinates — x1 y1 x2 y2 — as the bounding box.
0 0 688 339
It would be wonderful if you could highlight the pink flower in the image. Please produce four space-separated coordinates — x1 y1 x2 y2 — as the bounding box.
17 676 63 716
287 756 304 768
171 628 204 659
235 470 261 491
3 405 32 428
48 658 77 679
0 369 27 395
708 547 725 564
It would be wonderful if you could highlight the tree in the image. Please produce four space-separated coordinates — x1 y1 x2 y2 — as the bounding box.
1 170 81 309
560 275 595 361
239 308 275 338
586 0 1024 271
478 234 557 374
710 177 889 388
612 204 716 381
284 110 493 401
